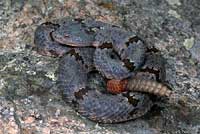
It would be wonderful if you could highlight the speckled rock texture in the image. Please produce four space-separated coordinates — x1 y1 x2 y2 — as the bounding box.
0 0 199 134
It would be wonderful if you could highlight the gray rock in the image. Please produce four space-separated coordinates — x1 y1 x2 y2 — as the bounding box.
190 40 200 63
0 0 199 133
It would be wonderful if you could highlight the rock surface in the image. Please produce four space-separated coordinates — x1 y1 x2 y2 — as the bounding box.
0 0 199 133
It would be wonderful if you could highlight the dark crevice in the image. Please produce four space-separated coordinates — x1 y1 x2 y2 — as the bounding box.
49 31 55 41
67 49 84 65
74 18 84 23
123 59 136 71
125 36 141 47
140 67 161 82
111 24 120 28
143 104 163 120
123 93 139 107
129 36 141 43
110 54 115 59
43 22 60 28
109 50 120 60
85 64 89 69
99 42 113 49
146 47 159 53
48 49 61 57
74 88 88 100
128 97 139 107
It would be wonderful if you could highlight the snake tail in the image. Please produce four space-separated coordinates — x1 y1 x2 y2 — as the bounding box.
127 78 172 97
107 79 172 97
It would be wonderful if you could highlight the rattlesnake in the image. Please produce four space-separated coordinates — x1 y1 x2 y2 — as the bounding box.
34 17 172 123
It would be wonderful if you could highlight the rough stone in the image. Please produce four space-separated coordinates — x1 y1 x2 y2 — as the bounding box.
0 0 199 133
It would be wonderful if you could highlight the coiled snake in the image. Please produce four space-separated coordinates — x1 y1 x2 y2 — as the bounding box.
34 18 172 123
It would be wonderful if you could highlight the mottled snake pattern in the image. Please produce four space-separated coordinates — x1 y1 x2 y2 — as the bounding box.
34 18 172 123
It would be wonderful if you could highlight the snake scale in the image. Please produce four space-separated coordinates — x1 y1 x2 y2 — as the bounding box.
34 17 172 123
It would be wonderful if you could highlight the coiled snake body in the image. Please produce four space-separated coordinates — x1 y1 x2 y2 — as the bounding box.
34 18 172 123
